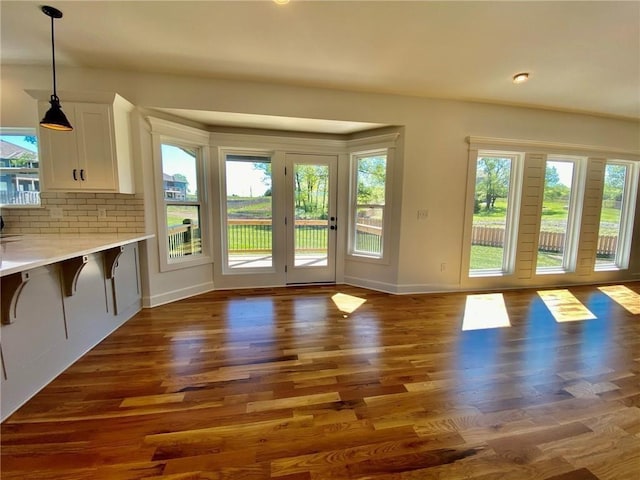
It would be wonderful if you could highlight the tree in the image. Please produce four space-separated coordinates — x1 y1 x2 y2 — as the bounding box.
543 165 569 201
475 157 510 211
294 165 328 216
357 156 386 205
545 165 561 187
603 165 626 201
9 151 37 168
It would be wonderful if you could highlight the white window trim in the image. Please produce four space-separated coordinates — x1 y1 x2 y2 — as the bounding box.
347 147 392 263
468 150 524 277
218 148 277 276
536 155 587 275
148 117 212 272
0 127 41 208
595 159 640 271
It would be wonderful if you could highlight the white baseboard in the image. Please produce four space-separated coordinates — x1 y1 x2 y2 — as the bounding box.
143 281 215 308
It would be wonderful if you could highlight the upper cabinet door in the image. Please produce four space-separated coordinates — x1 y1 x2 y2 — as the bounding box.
37 94 135 194
74 103 117 191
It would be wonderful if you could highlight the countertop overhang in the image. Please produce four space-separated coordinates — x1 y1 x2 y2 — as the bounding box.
0 233 154 277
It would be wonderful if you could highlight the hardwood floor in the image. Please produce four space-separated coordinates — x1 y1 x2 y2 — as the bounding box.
1 283 639 479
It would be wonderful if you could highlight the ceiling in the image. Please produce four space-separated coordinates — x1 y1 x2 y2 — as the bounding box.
1 1 639 132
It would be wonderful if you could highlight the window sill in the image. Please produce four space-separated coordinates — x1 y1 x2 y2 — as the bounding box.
160 254 213 273
469 270 509 278
0 204 42 209
347 253 387 265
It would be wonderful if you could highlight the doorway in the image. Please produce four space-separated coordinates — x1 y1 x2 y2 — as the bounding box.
218 151 338 288
285 153 337 284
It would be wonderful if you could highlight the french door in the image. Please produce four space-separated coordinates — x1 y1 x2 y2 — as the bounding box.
285 154 337 284
219 151 337 287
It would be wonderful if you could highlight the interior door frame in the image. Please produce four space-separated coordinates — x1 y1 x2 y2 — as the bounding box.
211 133 350 290
284 153 338 284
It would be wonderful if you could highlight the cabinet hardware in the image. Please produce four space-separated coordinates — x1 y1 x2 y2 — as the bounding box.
72 169 78 181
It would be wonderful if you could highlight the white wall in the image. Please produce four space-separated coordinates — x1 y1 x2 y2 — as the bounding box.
2 65 638 301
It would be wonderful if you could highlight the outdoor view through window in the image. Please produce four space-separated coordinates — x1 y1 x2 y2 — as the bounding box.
469 155 515 273
0 133 40 206
162 144 202 259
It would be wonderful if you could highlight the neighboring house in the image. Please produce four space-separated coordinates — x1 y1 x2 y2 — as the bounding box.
0 139 40 205
163 173 188 200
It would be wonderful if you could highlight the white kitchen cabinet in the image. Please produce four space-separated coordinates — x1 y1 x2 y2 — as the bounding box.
35 93 135 193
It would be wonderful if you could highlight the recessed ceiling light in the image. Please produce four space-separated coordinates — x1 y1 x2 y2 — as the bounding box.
512 72 530 84
273 0 290 4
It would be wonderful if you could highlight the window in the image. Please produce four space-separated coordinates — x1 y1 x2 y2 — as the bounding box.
161 143 204 262
0 129 40 206
536 156 585 273
223 154 273 270
595 160 639 270
469 152 522 275
149 117 210 272
350 150 388 259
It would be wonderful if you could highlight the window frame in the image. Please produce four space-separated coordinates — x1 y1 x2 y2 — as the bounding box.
219 149 276 276
595 159 639 271
348 148 390 262
535 155 587 275
149 118 211 272
468 150 524 277
0 127 41 208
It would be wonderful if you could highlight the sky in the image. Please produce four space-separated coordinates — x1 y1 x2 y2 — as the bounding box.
161 145 269 197
0 134 38 153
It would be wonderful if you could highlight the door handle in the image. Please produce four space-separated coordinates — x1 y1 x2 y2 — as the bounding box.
72 169 78 181
80 169 85 181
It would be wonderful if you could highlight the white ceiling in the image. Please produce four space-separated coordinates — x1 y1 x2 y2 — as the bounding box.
1 0 639 132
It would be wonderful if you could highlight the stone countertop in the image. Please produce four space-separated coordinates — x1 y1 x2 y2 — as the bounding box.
0 233 154 277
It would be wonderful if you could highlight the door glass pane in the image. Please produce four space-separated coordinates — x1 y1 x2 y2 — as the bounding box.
596 163 628 267
294 163 329 267
537 160 574 270
226 157 272 269
470 156 512 272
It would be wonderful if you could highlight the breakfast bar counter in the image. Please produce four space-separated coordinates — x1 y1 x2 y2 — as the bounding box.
0 233 153 421
0 232 153 277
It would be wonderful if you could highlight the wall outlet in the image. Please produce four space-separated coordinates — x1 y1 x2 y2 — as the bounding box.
49 207 63 219
440 262 447 272
98 207 107 219
417 209 429 220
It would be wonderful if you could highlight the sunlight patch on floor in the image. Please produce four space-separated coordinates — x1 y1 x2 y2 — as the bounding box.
598 285 640 314
537 289 596 322
462 293 511 331
332 293 366 315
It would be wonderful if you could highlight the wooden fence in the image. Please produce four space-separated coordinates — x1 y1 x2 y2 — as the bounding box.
472 225 618 255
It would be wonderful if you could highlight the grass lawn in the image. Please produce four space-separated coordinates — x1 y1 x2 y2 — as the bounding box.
474 198 621 234
470 245 561 270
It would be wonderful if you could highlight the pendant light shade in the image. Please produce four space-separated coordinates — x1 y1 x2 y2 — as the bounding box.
41 95 73 131
40 5 73 131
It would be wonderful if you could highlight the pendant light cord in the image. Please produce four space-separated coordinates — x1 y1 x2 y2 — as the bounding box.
50 14 58 100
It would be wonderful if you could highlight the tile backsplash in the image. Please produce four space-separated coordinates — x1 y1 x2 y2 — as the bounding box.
0 192 145 234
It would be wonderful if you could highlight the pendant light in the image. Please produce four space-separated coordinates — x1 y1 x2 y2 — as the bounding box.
40 5 73 131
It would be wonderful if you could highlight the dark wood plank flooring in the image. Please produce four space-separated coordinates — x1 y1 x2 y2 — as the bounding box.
2 283 639 479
